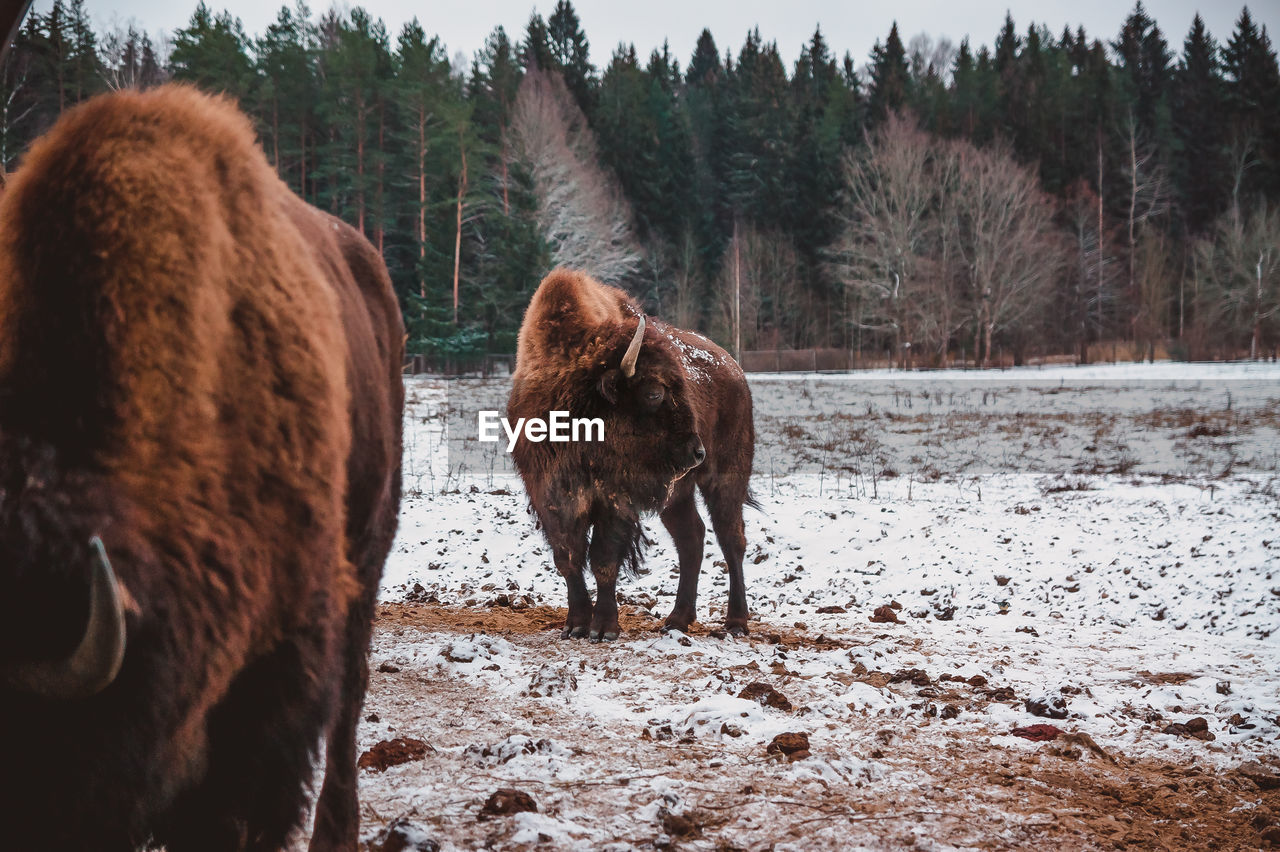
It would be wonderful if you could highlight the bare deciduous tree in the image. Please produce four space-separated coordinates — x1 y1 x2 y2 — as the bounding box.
953 141 1064 366
830 114 948 366
1195 201 1280 359
1120 113 1170 346
1 35 34 175
832 115 1064 368
509 67 641 282
713 222 802 351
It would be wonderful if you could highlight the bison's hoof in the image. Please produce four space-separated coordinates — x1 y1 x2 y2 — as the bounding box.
660 620 692 635
588 629 619 643
726 622 750 637
561 625 589 639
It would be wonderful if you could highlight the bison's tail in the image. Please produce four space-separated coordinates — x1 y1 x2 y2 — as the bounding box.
585 524 650 580
622 527 651 578
745 490 764 513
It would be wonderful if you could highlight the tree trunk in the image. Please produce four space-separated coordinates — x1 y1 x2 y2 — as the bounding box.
418 105 427 298
1127 122 1138 342
271 96 279 171
1097 126 1104 340
299 117 307 199
1254 251 1264 360
500 124 510 216
356 94 366 235
375 99 385 255
453 128 468 325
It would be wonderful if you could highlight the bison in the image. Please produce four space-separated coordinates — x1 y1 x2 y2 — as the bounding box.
508 269 755 642
0 86 404 851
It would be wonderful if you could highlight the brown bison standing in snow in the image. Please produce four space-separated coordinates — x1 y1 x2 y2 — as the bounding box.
0 86 403 851
508 269 755 641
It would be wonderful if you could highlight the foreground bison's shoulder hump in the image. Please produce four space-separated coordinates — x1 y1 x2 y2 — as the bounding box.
1 85 352 482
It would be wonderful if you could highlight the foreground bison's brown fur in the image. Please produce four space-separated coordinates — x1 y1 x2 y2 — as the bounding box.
509 269 755 641
0 86 403 851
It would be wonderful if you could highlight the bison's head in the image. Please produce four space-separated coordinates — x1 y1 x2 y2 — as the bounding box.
595 314 706 477
0 448 127 701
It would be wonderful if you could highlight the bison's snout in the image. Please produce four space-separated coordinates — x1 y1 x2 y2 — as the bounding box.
681 437 706 471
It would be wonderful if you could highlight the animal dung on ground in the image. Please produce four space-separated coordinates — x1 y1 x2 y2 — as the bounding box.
870 605 902 624
1026 693 1070 719
359 738 430 772
767 731 811 761
480 788 538 817
369 817 440 852
737 681 793 711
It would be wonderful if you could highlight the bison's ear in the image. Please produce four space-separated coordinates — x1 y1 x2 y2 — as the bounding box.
598 369 621 404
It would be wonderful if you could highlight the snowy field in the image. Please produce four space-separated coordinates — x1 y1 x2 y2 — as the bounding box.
338 363 1280 851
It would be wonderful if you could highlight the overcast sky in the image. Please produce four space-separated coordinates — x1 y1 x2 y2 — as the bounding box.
31 0 1280 71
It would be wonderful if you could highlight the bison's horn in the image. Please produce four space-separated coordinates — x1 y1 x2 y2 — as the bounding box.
620 315 645 378
5 536 127 700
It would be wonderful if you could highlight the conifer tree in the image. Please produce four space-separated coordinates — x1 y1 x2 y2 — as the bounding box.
867 23 909 123
1173 14 1228 233
169 3 254 98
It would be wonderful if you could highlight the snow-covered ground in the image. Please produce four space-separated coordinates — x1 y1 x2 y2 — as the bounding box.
343 363 1280 850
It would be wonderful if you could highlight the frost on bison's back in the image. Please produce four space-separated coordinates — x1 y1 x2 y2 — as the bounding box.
0 85 403 852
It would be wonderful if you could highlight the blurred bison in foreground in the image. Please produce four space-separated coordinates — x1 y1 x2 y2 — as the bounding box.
508 269 755 641
0 86 403 851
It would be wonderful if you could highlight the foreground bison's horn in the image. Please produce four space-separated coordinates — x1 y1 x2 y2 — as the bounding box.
5 536 127 700
620 315 645 378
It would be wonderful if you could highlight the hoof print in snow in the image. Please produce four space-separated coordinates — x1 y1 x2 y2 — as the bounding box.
359 737 429 772
1163 717 1215 741
720 722 745 737
870 605 901 624
738 681 793 711
480 788 538 818
377 661 401 673
1237 761 1280 790
767 732 810 761
1010 724 1062 742
1026 693 1069 719
940 704 961 720
369 816 439 852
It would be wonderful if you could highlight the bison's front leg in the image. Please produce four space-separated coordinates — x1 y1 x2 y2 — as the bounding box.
539 509 592 638
585 511 636 642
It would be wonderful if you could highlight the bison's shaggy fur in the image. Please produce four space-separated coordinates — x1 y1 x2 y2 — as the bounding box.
0 86 403 851
509 269 755 642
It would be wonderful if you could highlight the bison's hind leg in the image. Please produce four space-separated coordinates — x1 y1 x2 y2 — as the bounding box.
659 487 704 634
155 640 330 852
702 482 750 636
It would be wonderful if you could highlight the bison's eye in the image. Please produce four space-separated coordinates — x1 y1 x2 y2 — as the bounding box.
642 385 665 408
